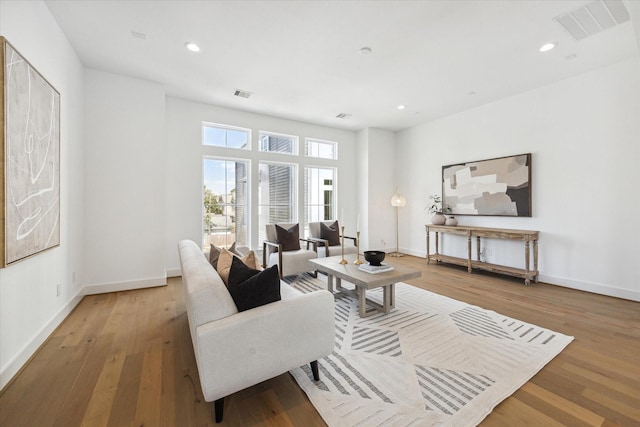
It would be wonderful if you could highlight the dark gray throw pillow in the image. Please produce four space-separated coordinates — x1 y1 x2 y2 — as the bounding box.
320 221 341 246
275 224 301 252
227 256 281 312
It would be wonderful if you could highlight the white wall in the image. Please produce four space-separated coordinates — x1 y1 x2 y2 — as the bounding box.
396 57 640 301
83 70 167 293
0 0 85 389
356 128 397 252
164 97 358 274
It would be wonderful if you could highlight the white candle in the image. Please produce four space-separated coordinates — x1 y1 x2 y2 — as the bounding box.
341 209 344 226
356 214 360 232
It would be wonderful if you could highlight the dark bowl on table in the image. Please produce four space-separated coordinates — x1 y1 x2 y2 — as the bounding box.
364 250 386 266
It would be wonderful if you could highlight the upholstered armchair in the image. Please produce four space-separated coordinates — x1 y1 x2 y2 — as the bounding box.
308 220 358 258
263 223 318 279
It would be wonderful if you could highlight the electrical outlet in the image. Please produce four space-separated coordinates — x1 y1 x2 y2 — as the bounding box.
56 284 61 297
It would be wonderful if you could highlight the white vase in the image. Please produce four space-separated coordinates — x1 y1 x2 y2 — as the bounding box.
445 216 458 226
431 213 446 225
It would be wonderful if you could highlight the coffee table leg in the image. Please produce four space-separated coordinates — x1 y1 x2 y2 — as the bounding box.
327 273 333 294
359 287 367 317
383 286 390 313
390 283 395 308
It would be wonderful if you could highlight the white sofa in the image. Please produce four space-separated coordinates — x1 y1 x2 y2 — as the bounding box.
177 240 335 423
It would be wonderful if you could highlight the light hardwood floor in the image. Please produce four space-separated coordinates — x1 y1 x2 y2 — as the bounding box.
1 256 638 426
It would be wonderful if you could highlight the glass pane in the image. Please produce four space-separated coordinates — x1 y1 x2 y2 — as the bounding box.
203 124 250 149
259 133 296 154
304 167 335 234
305 139 337 159
258 163 295 243
203 158 248 248
227 129 249 149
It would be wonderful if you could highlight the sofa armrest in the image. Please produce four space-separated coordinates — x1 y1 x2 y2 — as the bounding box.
193 290 335 402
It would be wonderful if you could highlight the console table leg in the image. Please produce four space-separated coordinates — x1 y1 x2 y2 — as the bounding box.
467 234 472 273
525 239 531 286
534 240 539 283
426 227 430 264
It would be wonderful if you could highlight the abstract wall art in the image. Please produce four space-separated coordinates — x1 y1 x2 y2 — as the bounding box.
1 37 60 267
442 153 531 217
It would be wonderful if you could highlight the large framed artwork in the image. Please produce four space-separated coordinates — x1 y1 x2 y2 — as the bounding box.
1 37 60 267
442 153 531 217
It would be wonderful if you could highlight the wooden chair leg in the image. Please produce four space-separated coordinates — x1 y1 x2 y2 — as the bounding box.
310 360 320 381
214 397 224 423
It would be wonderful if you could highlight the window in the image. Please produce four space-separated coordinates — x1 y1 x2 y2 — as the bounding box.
259 131 297 155
305 138 337 160
203 123 250 149
304 167 336 228
203 158 249 249
202 123 341 249
258 162 296 243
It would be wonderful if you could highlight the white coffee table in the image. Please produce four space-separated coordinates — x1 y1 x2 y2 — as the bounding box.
309 255 421 317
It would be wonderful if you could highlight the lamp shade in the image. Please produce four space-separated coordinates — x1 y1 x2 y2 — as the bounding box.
391 193 406 207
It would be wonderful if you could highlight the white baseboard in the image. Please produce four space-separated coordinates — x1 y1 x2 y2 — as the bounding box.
83 276 167 295
401 249 639 302
0 289 84 391
539 274 640 302
166 267 181 278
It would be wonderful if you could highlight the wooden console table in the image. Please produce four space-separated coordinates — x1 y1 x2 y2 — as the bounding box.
425 225 539 285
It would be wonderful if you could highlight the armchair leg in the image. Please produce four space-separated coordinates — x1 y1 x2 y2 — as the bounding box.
309 270 318 278
310 360 320 381
214 397 224 423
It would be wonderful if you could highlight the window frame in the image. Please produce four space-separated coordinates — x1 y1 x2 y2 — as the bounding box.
305 137 338 160
202 122 252 150
202 156 251 249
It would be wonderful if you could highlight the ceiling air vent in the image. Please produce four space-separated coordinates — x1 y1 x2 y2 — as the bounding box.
336 113 352 119
233 89 253 98
554 0 630 41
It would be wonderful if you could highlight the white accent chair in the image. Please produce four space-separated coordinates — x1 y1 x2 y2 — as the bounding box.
263 223 318 279
308 221 358 258
178 240 335 423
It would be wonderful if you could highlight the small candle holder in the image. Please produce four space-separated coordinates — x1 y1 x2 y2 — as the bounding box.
354 231 363 265
339 226 348 264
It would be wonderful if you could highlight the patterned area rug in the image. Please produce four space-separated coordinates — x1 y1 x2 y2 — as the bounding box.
284 275 573 427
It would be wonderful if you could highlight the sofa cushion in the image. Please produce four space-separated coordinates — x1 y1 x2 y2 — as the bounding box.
227 257 281 312
320 221 341 246
275 223 301 251
216 248 260 285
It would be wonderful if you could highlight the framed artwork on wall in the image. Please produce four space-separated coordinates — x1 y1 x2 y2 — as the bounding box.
442 153 532 217
1 37 61 267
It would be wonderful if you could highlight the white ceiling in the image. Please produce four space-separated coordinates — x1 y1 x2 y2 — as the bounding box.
44 0 639 132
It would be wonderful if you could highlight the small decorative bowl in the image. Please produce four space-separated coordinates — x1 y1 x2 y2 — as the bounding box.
364 250 386 266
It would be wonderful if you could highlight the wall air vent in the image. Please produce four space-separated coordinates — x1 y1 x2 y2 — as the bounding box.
554 0 630 41
233 89 253 98
336 113 352 119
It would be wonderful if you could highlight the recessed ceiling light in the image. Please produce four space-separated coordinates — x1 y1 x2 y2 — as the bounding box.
397 105 406 110
185 42 200 52
539 42 557 52
359 47 372 55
